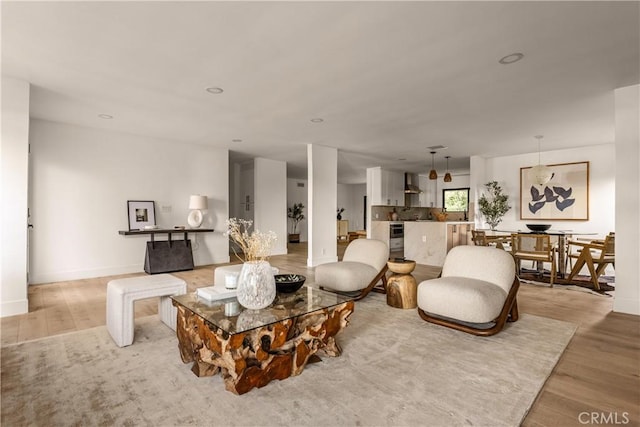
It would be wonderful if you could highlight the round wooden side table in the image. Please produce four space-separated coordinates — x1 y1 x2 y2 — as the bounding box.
386 259 418 309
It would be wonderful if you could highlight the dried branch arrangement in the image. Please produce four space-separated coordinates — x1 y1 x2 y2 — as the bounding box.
225 218 277 262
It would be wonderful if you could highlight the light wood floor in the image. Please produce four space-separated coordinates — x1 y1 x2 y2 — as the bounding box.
2 242 638 426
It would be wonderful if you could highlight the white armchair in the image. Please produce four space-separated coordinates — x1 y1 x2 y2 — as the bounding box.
315 239 389 300
417 245 519 336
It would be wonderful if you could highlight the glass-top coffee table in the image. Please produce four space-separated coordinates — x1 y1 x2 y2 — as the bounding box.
171 286 355 395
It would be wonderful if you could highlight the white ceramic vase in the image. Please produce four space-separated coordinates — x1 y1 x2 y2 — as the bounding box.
236 260 276 310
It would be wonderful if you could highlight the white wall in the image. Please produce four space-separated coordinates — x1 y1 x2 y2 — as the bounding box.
1 77 30 316
230 161 254 223
337 183 366 231
254 158 287 256
286 180 365 241
307 144 338 266
287 178 308 241
471 144 615 237
29 120 230 283
614 84 640 315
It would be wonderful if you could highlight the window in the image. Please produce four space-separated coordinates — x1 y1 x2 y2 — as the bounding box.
442 187 470 212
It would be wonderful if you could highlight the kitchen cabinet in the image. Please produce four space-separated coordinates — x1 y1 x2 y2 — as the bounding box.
384 170 405 207
446 223 472 252
369 167 404 206
404 221 474 266
418 175 436 208
370 221 391 247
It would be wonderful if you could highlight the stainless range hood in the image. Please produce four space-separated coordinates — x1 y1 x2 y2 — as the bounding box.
404 173 422 194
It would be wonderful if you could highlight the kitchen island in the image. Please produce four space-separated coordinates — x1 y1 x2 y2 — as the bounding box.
404 221 474 266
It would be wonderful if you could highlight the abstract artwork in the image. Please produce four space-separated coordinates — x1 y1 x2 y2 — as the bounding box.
520 161 589 220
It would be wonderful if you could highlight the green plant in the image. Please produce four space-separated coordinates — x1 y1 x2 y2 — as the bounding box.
478 181 511 230
287 203 305 234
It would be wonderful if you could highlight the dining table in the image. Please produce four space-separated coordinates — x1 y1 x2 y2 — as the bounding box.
485 229 599 278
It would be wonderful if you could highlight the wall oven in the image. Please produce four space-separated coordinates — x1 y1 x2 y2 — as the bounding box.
389 222 404 260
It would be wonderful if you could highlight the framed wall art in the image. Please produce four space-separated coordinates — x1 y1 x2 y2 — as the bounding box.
520 161 589 221
127 200 156 230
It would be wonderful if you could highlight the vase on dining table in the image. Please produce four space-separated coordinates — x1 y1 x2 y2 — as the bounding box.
236 260 277 310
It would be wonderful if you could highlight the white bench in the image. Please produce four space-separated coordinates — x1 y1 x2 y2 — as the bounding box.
106 273 187 347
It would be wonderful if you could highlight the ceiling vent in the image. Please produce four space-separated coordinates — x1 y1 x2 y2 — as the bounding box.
427 145 447 150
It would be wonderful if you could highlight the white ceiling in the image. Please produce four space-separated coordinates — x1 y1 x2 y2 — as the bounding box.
2 1 638 183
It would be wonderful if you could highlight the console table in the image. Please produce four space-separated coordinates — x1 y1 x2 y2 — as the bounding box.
118 228 214 274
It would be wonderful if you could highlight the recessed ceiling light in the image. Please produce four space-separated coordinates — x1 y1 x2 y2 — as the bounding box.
205 87 224 94
310 118 324 123
98 114 113 119
232 139 242 143
499 53 524 65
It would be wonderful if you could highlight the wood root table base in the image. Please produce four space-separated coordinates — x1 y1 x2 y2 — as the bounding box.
174 301 354 395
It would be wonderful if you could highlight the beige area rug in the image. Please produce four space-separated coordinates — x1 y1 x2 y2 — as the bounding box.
1 294 576 426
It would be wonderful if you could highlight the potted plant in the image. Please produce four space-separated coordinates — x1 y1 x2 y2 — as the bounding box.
478 181 511 230
287 203 305 243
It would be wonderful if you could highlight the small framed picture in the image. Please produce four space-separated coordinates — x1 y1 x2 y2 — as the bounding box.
127 200 156 230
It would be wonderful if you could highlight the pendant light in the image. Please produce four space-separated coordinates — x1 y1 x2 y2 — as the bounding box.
429 151 438 180
443 156 452 182
529 135 554 186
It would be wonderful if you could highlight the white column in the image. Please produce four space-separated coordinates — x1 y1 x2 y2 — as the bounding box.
469 155 487 229
307 144 338 266
1 77 30 317
614 84 640 315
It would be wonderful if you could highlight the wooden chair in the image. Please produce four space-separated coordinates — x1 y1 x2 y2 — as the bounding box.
315 238 389 300
417 246 520 336
566 231 614 272
472 230 509 250
566 234 615 290
471 230 488 246
511 233 557 286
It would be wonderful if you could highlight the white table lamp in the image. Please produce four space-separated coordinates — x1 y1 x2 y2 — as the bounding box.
187 195 208 228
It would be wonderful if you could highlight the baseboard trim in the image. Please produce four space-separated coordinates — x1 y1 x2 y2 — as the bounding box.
29 256 232 285
613 296 640 315
1 299 29 317
30 265 143 285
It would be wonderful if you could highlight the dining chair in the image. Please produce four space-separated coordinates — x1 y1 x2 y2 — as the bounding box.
511 233 557 286
565 231 615 272
472 230 510 250
471 230 488 246
566 234 615 290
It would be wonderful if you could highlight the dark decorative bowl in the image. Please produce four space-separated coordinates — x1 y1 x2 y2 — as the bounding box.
526 224 552 232
274 274 306 293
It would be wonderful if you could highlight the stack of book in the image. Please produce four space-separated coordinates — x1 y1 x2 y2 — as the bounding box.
196 285 237 301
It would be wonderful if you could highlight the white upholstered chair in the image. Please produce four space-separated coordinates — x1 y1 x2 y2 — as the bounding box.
315 238 389 300
417 245 519 336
